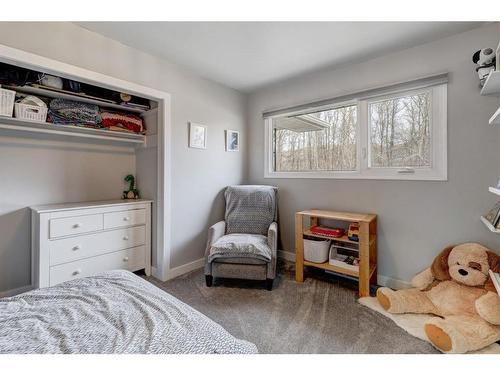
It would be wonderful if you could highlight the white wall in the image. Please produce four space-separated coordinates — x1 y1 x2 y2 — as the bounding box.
247 24 500 284
0 22 246 294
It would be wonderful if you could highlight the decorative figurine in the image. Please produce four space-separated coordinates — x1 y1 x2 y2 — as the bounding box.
122 174 140 199
472 47 496 87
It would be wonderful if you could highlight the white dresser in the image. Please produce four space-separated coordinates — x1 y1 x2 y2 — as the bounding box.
31 199 152 288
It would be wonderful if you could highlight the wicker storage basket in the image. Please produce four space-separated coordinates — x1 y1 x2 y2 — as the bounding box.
14 102 48 122
304 238 330 263
0 87 16 117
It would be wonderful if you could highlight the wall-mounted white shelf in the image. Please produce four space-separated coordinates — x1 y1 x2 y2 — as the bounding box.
489 186 500 195
489 106 500 125
481 216 500 233
0 116 145 144
481 71 500 96
3 84 149 114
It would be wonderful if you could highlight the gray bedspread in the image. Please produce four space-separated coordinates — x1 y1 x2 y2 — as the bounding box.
0 270 257 354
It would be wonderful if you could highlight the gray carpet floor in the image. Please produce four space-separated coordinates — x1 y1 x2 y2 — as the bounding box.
145 261 438 354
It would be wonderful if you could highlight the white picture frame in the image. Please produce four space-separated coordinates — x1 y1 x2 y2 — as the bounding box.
189 122 207 149
226 130 240 152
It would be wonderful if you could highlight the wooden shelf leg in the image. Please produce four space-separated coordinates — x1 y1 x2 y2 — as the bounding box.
358 222 370 297
369 218 378 286
295 213 304 282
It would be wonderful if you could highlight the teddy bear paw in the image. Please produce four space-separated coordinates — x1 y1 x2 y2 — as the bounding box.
376 287 393 311
424 317 467 354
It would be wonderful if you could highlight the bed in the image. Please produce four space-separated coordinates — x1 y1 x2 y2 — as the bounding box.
0 270 257 354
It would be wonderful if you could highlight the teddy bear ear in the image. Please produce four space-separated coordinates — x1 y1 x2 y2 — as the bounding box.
487 251 500 272
431 245 454 281
472 50 480 63
484 251 500 293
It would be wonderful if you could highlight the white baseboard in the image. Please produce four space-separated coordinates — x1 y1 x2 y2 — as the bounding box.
166 257 205 280
377 275 411 289
151 266 161 280
278 250 296 262
0 284 34 298
277 250 411 290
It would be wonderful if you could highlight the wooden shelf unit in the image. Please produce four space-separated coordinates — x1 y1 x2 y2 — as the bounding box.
295 209 377 297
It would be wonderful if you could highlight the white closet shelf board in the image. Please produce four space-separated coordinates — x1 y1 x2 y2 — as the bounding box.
0 116 146 144
3 84 149 114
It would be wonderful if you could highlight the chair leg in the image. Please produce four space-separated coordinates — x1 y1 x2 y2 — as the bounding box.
266 278 274 291
205 275 213 287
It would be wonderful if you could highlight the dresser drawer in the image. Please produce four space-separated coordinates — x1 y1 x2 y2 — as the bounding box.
50 226 146 266
49 245 146 286
103 209 146 229
49 214 103 238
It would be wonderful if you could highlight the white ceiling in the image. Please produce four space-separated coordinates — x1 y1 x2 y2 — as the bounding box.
77 22 484 93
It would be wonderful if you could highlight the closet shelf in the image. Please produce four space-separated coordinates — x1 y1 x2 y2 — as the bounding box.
3 84 149 114
480 216 500 233
0 116 145 144
481 71 500 96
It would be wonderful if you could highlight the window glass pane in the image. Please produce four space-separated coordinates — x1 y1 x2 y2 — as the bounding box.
273 105 357 172
369 91 431 168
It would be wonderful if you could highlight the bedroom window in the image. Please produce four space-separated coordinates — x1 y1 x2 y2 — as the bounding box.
273 105 357 172
264 80 447 180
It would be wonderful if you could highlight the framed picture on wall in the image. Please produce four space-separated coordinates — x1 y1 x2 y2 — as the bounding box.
226 130 240 152
189 122 207 149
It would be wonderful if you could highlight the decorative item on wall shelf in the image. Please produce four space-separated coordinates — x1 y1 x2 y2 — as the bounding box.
225 129 239 152
472 47 496 87
122 174 140 199
189 122 207 149
483 201 500 229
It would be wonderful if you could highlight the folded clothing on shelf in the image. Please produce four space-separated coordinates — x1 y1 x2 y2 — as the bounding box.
101 111 145 134
48 98 101 126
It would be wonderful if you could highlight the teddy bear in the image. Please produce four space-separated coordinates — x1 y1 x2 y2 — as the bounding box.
376 243 500 353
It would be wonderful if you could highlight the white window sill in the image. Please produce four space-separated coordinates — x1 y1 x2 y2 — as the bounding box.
264 170 447 181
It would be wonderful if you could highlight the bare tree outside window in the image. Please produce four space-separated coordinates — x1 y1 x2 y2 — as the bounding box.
273 105 357 172
369 91 431 168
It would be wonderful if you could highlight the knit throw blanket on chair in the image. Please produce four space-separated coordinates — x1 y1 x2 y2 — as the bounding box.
224 185 278 236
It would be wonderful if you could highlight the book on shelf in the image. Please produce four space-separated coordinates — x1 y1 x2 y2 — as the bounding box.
329 245 359 271
310 225 345 238
484 201 500 227
489 270 500 296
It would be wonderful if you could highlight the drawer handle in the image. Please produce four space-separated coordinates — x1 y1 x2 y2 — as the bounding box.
72 269 81 276
72 245 81 251
123 256 129 262
73 223 82 228
123 236 129 241
123 217 130 221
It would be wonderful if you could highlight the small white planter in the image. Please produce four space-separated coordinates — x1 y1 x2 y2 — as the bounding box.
304 238 330 263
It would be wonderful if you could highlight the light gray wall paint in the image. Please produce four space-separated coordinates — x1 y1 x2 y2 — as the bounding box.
247 24 500 283
0 22 246 293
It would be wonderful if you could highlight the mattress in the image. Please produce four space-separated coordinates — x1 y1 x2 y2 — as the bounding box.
0 270 257 354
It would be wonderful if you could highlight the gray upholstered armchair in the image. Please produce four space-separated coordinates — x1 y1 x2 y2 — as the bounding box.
204 185 278 290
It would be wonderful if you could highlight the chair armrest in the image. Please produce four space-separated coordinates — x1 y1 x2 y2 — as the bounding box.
267 222 278 253
205 221 226 257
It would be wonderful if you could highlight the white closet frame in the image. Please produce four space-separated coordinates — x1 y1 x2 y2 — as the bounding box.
0 44 172 283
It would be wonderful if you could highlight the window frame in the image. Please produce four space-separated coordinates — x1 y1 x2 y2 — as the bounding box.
264 83 447 181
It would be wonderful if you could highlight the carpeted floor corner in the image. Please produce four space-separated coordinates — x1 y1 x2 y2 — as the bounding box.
145 261 438 354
